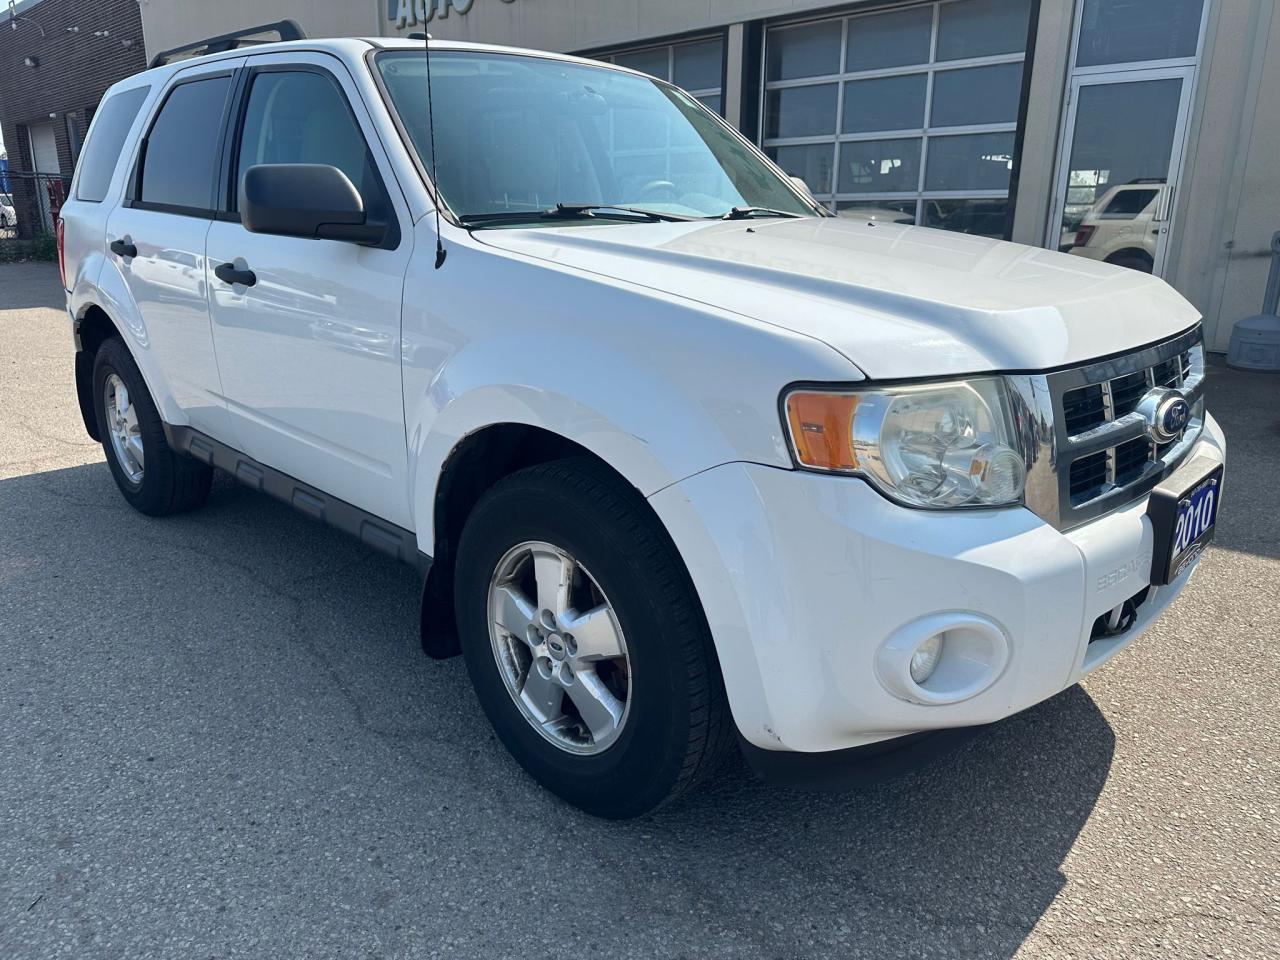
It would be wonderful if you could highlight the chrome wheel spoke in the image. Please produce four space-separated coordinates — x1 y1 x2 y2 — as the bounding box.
520 665 565 724
532 549 573 617
125 433 145 470
494 583 536 640
567 671 625 742
563 604 624 662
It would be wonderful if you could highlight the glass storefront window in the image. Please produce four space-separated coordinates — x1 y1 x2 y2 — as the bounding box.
1076 0 1206 68
766 144 835 195
838 138 923 194
674 39 723 91
766 85 839 139
925 132 1015 191
937 0 1033 61
607 36 725 116
842 74 928 134
924 198 1010 238
930 63 1024 126
845 6 933 72
763 0 1030 239
767 21 843 80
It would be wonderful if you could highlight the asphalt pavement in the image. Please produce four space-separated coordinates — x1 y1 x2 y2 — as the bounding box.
1 260 1276 959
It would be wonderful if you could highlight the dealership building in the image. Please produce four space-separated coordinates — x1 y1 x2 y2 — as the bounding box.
136 0 1279 352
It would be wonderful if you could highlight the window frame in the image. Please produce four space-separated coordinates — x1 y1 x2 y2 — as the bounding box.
125 69 240 219
759 0 1035 237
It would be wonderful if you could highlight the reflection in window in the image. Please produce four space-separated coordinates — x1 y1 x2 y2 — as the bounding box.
1102 187 1159 218
763 0 1028 239
925 132 1015 192
924 198 1010 238
766 144 834 196
838 139 922 194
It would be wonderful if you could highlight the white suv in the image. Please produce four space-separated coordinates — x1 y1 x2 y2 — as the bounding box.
58 36 1226 818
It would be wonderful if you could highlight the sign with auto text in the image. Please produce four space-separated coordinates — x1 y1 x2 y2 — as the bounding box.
392 0 517 28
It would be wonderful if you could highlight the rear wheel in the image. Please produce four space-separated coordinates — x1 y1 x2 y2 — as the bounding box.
93 337 212 516
1105 249 1154 274
454 458 733 818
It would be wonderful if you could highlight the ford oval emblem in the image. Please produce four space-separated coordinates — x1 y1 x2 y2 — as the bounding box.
1152 394 1191 443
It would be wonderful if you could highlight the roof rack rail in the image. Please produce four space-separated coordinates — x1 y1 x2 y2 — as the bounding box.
148 20 306 69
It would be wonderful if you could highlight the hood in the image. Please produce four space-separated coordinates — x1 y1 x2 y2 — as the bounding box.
474 216 1200 379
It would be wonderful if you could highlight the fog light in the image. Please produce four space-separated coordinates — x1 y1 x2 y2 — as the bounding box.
876 612 1010 705
909 634 943 684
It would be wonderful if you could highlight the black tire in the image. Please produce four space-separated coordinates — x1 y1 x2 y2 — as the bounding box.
454 458 734 819
92 337 213 516
1105 249 1154 274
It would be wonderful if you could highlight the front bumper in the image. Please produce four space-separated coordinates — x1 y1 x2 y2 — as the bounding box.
649 413 1226 755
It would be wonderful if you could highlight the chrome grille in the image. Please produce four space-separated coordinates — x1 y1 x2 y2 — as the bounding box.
1008 326 1206 531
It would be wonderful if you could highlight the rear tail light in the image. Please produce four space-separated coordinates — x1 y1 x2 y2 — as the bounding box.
1073 224 1096 248
56 217 67 289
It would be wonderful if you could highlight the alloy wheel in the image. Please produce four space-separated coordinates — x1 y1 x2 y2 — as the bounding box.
487 540 632 755
104 372 144 484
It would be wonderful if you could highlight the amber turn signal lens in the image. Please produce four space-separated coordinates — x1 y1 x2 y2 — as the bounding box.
785 392 860 471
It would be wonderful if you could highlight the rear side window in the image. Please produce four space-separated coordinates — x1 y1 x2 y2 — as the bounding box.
138 75 233 212
1102 188 1159 219
76 86 150 203
234 70 388 220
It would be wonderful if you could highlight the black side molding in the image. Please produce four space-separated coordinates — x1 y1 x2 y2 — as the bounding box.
163 424 430 575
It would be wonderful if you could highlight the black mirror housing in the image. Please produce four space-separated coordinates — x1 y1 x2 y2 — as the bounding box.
241 164 386 245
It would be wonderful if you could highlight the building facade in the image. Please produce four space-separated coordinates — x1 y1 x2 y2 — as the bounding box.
138 0 1279 353
0 0 147 236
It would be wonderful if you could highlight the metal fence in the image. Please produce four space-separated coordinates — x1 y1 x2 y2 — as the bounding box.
1 171 67 261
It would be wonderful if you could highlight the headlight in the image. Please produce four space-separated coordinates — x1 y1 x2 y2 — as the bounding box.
783 378 1026 508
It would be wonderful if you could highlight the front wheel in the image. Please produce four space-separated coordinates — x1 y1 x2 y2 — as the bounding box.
454 459 733 818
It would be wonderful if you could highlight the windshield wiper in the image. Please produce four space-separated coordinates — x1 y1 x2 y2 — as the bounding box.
719 206 804 221
460 204 697 228
546 203 698 222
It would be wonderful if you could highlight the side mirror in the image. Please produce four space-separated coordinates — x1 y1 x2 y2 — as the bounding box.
789 175 814 198
241 163 385 246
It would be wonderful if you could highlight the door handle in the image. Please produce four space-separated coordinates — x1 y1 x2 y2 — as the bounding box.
214 262 257 287
109 238 137 258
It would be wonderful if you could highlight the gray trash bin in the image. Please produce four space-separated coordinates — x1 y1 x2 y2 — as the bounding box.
1227 231 1280 372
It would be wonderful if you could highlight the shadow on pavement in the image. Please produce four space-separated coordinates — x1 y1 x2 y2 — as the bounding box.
1203 357 1280 562
0 260 63 311
0 459 1115 958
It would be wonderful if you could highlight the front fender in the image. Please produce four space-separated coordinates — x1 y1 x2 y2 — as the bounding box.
402 230 859 552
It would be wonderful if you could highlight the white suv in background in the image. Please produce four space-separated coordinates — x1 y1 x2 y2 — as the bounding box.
1068 180 1167 273
57 35 1225 818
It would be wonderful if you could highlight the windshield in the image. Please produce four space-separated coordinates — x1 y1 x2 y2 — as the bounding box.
375 50 817 224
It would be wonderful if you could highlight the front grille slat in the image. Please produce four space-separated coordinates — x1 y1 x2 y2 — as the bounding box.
1112 437 1152 485
1062 383 1106 435
1108 371 1151 418
1069 451 1109 502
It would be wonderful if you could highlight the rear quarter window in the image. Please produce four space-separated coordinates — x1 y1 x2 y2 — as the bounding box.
75 86 151 203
